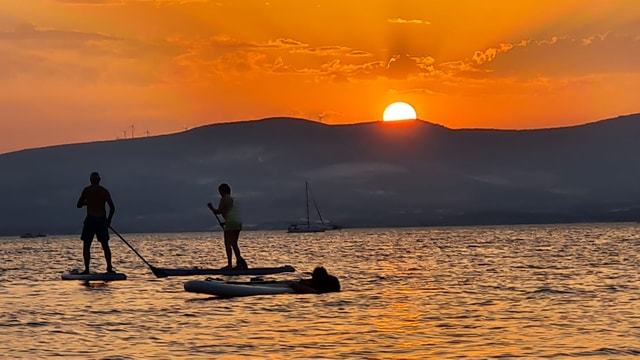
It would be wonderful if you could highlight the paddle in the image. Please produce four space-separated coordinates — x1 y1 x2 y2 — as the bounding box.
213 213 225 229
109 225 168 278
207 202 226 229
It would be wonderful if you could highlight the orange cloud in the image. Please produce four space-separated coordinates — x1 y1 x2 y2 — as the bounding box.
387 18 431 25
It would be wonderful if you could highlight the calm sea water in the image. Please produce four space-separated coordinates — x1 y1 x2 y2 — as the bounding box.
1 223 640 359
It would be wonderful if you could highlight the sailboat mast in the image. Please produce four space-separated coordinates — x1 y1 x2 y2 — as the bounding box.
309 185 325 225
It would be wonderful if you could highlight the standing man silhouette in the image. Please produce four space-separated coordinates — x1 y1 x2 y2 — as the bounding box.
76 172 116 274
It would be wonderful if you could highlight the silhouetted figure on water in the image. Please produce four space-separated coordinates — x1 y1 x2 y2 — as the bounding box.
289 266 341 294
76 172 116 274
208 183 248 270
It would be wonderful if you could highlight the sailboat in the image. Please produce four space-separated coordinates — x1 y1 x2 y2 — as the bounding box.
287 181 327 233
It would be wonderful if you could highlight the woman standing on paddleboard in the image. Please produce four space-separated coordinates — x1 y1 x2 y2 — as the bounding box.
207 183 247 270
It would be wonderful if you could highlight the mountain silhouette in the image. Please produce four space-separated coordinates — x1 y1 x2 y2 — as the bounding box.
1 114 639 235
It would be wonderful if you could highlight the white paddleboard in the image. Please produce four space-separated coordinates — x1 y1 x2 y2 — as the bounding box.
61 269 127 281
184 279 295 297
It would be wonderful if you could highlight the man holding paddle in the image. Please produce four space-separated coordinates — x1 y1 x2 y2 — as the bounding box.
76 171 116 274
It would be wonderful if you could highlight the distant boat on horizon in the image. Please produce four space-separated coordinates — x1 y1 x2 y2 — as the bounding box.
287 181 329 233
20 232 47 238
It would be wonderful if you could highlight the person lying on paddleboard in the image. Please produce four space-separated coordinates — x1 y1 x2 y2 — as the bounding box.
76 171 116 274
207 183 248 270
289 266 341 294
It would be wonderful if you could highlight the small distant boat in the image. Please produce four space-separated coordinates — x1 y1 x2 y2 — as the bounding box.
287 181 329 233
20 233 47 238
287 223 326 233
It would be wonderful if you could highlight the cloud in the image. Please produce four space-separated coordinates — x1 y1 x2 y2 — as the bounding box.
581 33 608 46
312 58 395 82
436 60 485 76
0 24 116 81
167 33 388 82
413 56 435 70
268 56 298 74
384 54 436 79
251 52 430 82
432 31 640 82
0 22 115 43
388 87 439 96
479 32 640 78
347 49 374 57
55 0 124 4
181 36 310 54
168 31 437 83
0 21 180 60
54 0 208 3
473 46 504 65
0 22 183 85
292 45 357 57
259 37 308 50
188 30 640 85
387 18 431 25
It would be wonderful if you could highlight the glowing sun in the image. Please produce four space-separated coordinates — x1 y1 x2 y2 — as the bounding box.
383 102 417 121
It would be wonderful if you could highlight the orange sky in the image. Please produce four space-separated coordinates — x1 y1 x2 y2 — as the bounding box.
1 0 639 154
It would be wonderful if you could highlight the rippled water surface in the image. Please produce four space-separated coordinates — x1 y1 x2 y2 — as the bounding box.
2 223 640 359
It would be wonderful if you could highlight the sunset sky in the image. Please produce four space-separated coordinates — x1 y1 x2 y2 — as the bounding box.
1 0 639 154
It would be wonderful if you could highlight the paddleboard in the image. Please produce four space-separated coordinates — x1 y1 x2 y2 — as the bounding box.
157 265 295 277
184 279 296 297
61 269 127 281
